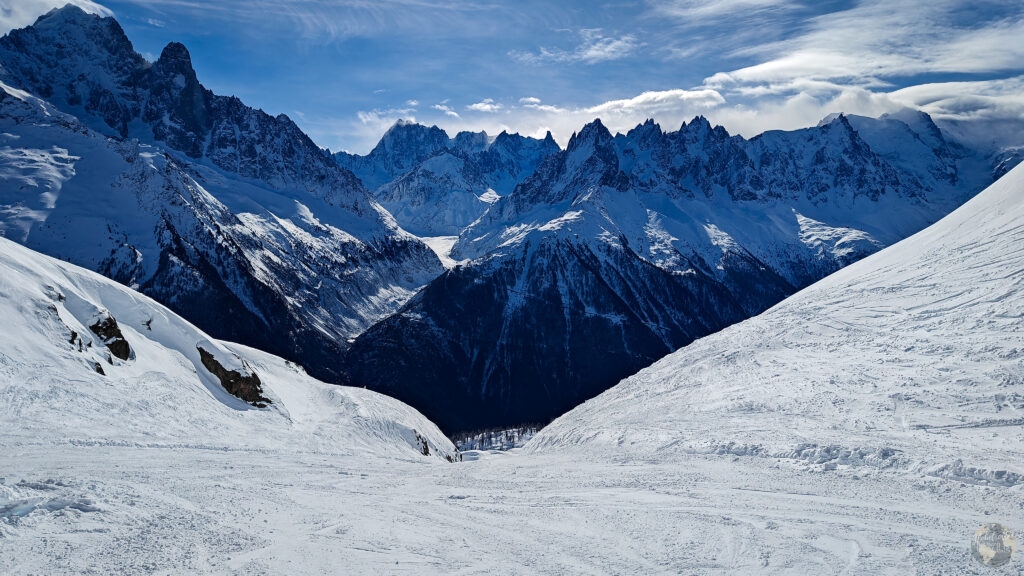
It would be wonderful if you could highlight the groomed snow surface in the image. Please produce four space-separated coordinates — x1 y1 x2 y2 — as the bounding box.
1 166 1023 574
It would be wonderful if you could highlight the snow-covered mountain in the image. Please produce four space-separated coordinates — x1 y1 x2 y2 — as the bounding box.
338 123 560 235
346 114 1016 433
0 6 443 381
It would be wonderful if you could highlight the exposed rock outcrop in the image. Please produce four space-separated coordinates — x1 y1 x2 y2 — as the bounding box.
89 315 132 361
197 346 269 407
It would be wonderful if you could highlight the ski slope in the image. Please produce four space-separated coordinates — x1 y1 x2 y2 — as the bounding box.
1 166 1022 573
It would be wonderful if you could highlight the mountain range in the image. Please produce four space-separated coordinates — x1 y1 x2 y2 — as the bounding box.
335 121 560 236
0 6 444 381
1 148 1019 574
344 112 1010 431
0 5 1020 432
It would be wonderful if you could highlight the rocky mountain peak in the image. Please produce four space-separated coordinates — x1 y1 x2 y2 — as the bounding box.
452 130 490 154
153 42 196 79
370 121 450 170
567 118 613 154
624 118 664 145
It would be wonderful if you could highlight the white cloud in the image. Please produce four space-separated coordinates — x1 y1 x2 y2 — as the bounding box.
0 0 113 34
519 97 542 104
586 89 726 116
433 103 460 118
652 0 794 19
467 98 503 113
576 29 641 63
510 29 641 65
705 0 1024 89
888 75 1024 149
523 103 567 113
406 99 419 107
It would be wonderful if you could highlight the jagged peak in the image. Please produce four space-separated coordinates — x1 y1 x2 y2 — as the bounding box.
817 112 844 127
816 113 860 139
567 118 613 153
157 42 192 66
626 119 663 139
12 3 132 53
380 119 446 138
452 130 489 152
152 42 197 81
677 115 730 141
684 115 712 131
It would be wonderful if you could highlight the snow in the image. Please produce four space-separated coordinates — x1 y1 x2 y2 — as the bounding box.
1 164 1021 573
0 80 442 356
419 235 462 269
527 163 1024 571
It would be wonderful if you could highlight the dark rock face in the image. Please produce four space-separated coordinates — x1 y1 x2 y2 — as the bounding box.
197 346 269 407
89 315 132 361
345 236 747 433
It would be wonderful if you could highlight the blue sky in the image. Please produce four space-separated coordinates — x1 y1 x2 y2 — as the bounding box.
3 0 1024 153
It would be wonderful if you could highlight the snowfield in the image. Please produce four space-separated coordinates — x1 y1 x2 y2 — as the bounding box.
1 168 1023 573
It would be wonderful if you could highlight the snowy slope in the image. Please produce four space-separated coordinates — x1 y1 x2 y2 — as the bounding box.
0 234 455 458
530 158 1024 465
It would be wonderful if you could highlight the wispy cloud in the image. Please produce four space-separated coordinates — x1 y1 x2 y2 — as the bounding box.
93 0 511 44
888 75 1024 149
652 0 795 19
433 103 460 118
510 28 641 65
586 89 725 116
705 0 1024 89
357 106 416 129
